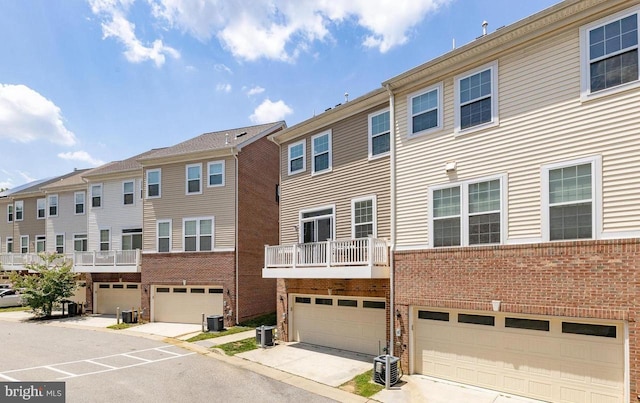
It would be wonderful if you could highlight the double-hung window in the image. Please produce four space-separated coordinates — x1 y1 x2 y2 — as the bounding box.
55 234 64 254
581 7 639 97
408 84 442 136
74 234 87 252
369 109 390 158
6 237 13 253
14 201 23 221
157 220 171 252
147 169 161 198
100 229 110 251
431 176 504 247
123 181 134 205
75 192 85 215
183 218 213 252
91 184 102 208
288 140 305 175
37 198 45 219
7 205 13 223
48 195 58 217
36 235 45 253
186 164 202 194
312 131 331 174
20 235 28 253
455 62 498 133
352 197 377 238
207 161 225 187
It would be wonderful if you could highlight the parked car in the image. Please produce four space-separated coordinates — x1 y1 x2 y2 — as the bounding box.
0 289 23 308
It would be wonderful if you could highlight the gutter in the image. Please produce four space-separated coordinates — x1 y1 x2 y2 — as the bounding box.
386 84 397 357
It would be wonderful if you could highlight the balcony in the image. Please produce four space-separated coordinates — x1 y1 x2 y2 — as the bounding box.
73 250 141 273
0 253 71 271
263 238 390 279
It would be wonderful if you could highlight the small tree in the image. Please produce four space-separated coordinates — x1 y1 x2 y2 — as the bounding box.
10 253 78 317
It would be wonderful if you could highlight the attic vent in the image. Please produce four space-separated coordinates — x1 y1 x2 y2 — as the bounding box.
236 131 247 138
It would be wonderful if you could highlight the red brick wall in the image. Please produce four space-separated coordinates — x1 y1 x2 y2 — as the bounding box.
85 272 141 313
237 135 280 322
394 239 640 400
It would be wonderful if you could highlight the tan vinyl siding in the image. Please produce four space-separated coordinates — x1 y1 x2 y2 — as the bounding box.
395 24 640 248
279 104 391 245
143 156 236 251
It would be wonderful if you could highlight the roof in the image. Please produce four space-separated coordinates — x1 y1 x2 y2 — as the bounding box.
0 177 52 197
40 169 91 191
1 170 88 198
83 148 165 178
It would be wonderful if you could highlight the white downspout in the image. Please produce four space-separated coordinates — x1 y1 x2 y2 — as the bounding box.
386 84 397 357
234 150 239 325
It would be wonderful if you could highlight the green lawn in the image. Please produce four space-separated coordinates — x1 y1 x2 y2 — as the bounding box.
186 326 251 342
341 370 384 398
107 322 140 330
216 337 258 356
0 306 29 313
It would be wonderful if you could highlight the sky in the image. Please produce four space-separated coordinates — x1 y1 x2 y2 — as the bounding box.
0 0 561 190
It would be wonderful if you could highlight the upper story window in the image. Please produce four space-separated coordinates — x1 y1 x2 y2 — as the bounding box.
37 198 45 219
542 156 601 241
157 220 171 252
312 131 332 174
122 229 142 250
300 206 334 243
369 109 390 158
6 237 13 253
352 196 377 238
36 235 45 253
100 229 110 251
48 195 58 217
146 169 161 198
430 176 504 247
207 161 225 187
408 84 442 136
186 163 202 195
581 7 639 97
123 181 134 205
20 235 28 253
91 184 102 208
455 62 498 133
14 201 23 221
74 233 87 252
7 205 12 223
55 234 64 254
75 192 85 215
288 140 306 175
183 217 213 252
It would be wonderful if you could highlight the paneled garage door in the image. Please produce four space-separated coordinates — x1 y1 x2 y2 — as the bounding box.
413 308 625 402
94 282 140 314
291 294 386 356
152 285 223 324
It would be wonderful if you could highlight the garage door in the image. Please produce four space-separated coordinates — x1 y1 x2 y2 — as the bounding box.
291 294 386 356
152 285 223 324
94 283 140 314
413 308 624 402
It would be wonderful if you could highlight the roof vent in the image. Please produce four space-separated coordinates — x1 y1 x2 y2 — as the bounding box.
482 20 488 36
225 133 229 145
236 131 247 138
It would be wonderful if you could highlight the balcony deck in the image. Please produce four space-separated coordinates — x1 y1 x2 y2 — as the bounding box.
72 250 141 273
0 253 71 272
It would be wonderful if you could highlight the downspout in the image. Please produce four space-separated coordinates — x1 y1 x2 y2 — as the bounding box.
386 84 397 357
233 150 239 326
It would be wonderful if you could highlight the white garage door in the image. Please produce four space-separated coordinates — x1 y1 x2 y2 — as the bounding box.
291 294 386 356
152 285 223 324
95 283 140 314
413 308 625 402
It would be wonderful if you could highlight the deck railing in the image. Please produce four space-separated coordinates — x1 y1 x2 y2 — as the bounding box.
73 249 141 268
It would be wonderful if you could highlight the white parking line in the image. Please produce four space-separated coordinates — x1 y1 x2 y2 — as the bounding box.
86 360 117 369
156 348 182 356
0 373 19 382
122 354 151 362
44 366 76 377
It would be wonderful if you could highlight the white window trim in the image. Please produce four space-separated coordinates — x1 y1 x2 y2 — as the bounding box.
48 194 59 217
99 228 111 251
182 217 215 252
91 183 103 209
207 160 226 188
20 235 29 254
351 195 378 238
122 180 135 206
580 5 640 101
6 237 13 253
74 191 86 215
368 108 391 160
55 233 65 254
156 219 172 253
7 204 12 223
407 82 443 138
311 130 332 175
454 61 499 135
298 204 336 243
287 139 306 175
540 155 602 242
14 200 24 222
35 235 46 253
185 163 203 195
36 198 46 220
146 169 162 199
428 174 507 248
73 233 88 252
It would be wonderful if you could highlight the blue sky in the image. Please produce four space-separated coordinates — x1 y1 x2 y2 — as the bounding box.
0 0 560 189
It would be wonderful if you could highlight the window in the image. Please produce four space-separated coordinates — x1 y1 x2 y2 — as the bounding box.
312 131 332 174
7 205 13 223
363 301 385 309
418 311 450 322
100 229 110 251
352 196 376 238
369 108 390 157
7 237 13 253
123 181 134 205
542 157 600 241
455 62 498 132
295 297 311 304
48 195 58 217
207 161 225 187
55 234 64 254
300 206 334 243
74 192 85 215
315 298 333 306
157 220 171 252
74 234 87 252
408 84 442 136
14 201 23 221
91 184 102 208
288 140 305 175
147 169 161 198
337 299 358 307
186 164 202 194
37 198 45 219
581 7 639 97
562 322 616 338
458 313 495 326
36 235 45 253
20 235 28 254
431 176 504 247
122 229 142 250
183 218 213 252
209 288 223 294
505 317 550 332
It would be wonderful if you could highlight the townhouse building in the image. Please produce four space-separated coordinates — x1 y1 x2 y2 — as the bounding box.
262 88 392 356
138 122 284 326
381 0 640 401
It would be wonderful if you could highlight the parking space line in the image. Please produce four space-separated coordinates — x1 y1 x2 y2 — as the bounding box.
122 354 152 362
0 373 19 382
86 360 117 369
44 366 76 377
155 348 182 356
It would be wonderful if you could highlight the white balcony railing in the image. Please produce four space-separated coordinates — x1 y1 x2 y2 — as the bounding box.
0 253 72 271
73 250 141 272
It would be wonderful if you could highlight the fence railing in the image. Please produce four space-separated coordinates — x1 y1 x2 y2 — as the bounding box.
73 249 141 268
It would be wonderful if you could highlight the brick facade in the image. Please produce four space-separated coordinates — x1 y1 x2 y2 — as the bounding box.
85 272 141 313
394 239 640 400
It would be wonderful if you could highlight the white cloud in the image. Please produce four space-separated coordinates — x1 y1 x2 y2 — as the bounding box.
246 86 265 96
0 84 77 146
17 171 36 183
214 63 233 74
250 99 293 124
57 151 105 167
216 83 232 93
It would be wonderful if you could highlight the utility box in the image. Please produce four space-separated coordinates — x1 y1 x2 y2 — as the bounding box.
122 310 138 324
255 325 275 347
207 315 224 332
373 355 399 386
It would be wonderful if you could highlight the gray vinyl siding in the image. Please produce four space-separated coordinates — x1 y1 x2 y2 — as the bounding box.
46 190 88 253
279 104 391 245
14 197 45 253
0 199 12 253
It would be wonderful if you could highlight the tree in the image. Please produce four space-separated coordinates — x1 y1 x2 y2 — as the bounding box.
10 253 78 317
